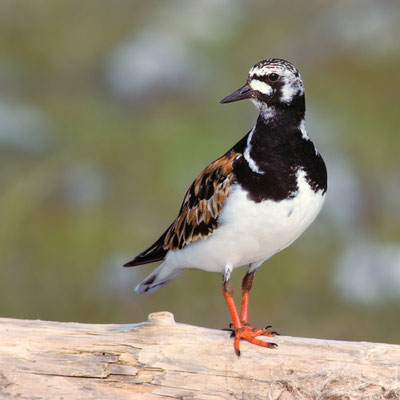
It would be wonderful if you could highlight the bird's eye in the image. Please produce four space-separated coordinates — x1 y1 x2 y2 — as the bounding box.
268 73 279 82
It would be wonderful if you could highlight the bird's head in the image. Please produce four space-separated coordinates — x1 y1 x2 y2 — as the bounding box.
220 58 304 118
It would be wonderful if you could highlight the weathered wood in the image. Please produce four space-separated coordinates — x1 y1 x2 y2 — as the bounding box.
0 312 399 399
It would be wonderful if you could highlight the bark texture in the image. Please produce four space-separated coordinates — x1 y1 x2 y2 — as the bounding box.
0 311 399 399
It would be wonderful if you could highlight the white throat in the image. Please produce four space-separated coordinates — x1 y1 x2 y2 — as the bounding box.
250 99 276 120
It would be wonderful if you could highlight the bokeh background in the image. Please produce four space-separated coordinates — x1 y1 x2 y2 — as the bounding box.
1 0 399 344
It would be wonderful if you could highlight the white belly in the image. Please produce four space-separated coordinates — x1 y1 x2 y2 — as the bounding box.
165 169 325 273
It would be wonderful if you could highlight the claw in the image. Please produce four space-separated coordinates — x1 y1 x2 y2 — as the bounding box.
221 327 236 337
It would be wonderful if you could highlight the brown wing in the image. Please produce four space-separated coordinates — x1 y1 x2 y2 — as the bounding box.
163 150 239 251
124 150 240 267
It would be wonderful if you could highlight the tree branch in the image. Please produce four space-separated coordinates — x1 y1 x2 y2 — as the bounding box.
0 312 399 399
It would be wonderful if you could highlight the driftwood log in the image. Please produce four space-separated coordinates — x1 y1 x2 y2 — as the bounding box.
0 311 399 399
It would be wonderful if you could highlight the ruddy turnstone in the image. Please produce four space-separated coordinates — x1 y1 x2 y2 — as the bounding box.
125 58 327 356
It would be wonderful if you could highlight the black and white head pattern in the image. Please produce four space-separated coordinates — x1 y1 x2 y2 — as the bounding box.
247 58 304 111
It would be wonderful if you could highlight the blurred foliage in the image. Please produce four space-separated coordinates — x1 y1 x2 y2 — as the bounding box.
0 0 400 345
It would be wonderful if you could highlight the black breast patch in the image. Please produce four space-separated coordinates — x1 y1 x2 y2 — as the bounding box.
232 119 327 203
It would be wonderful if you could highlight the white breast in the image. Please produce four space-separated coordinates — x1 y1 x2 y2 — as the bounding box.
165 169 325 273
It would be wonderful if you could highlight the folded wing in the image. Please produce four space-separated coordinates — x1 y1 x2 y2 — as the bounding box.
124 150 240 267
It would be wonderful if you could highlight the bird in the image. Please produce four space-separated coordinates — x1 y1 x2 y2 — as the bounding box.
124 58 327 356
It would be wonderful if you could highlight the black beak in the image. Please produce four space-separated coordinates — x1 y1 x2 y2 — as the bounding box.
220 83 255 104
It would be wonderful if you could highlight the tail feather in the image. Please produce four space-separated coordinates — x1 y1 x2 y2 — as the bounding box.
135 263 181 294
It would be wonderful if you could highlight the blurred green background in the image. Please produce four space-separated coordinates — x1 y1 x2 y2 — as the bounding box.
1 0 399 344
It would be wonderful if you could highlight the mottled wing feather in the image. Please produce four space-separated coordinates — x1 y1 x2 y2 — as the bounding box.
163 151 239 251
124 150 239 267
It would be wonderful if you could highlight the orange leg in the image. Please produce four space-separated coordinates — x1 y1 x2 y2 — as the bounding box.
240 270 254 323
222 275 277 356
240 271 277 337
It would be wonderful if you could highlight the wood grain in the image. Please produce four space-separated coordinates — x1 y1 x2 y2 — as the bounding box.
0 312 399 399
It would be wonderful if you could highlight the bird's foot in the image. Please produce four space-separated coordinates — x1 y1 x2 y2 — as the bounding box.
224 323 278 356
242 323 279 337
224 323 279 337
233 327 277 356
